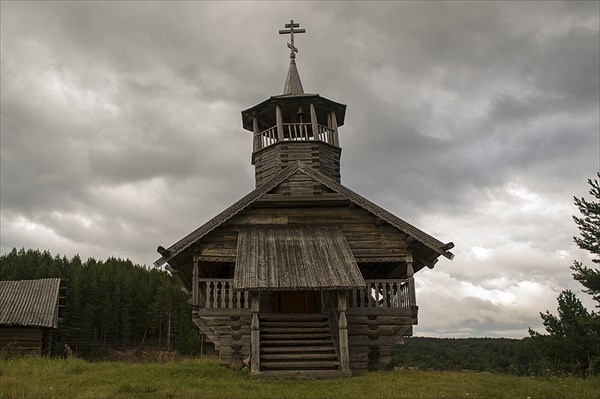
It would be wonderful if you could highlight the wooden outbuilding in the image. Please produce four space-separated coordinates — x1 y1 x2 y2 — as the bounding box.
0 278 65 355
155 21 454 378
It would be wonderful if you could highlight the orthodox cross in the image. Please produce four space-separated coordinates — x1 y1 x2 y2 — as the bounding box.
279 20 305 57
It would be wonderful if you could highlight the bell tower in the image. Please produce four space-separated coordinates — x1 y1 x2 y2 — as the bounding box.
241 20 347 187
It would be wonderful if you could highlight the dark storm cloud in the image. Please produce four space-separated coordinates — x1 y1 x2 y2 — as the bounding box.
1 1 598 337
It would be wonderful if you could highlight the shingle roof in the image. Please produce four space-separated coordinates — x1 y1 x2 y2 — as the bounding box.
234 227 365 290
283 57 304 95
0 278 61 328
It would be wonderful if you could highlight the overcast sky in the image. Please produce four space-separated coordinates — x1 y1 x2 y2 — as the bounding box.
1 1 599 338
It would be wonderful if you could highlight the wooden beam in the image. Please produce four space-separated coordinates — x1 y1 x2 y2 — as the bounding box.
250 292 260 373
330 111 339 146
252 115 260 152
406 262 416 307
276 104 284 141
338 291 350 372
309 103 318 140
192 259 199 307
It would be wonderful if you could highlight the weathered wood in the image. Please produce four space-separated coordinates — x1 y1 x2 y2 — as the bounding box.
192 260 199 307
253 116 260 152
276 104 284 141
309 103 318 140
330 111 339 146
407 262 416 306
261 346 335 352
348 335 398 345
262 353 338 361
250 292 260 373
346 315 414 324
338 291 350 372
348 324 408 336
253 141 341 185
191 317 220 347
261 360 340 369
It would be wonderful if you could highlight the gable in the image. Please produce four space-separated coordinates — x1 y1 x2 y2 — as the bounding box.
155 161 453 272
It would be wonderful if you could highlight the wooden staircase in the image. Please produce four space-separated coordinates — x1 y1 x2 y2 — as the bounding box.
258 314 348 378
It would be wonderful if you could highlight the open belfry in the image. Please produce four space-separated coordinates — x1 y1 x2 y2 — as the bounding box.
155 20 454 378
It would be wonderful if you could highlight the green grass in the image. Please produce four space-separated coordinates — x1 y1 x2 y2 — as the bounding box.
1 357 599 399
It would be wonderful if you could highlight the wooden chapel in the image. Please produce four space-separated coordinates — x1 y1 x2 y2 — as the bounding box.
154 20 454 378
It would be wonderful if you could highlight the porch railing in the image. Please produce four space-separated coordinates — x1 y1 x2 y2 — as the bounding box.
254 123 336 151
197 278 251 310
348 279 412 309
193 278 412 310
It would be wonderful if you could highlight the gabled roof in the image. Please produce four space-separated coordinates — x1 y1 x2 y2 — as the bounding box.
154 161 454 268
0 278 61 329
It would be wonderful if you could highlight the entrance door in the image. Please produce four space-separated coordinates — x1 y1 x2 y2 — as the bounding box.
278 291 315 313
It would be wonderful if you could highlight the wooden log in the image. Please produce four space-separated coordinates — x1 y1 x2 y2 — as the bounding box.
338 291 350 372
348 324 407 336
192 260 199 307
346 315 414 324
407 262 416 306
250 292 260 373
276 105 283 141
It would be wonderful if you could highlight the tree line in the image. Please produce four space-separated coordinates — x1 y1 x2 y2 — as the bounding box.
0 249 203 358
390 337 544 375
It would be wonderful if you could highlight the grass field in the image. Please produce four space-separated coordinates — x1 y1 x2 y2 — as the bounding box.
1 356 599 399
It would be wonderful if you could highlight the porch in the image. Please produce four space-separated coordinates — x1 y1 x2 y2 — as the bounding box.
191 277 417 375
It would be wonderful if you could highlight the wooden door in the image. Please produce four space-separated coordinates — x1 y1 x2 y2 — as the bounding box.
278 291 315 313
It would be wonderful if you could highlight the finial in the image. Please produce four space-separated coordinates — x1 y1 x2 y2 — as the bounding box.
279 20 306 59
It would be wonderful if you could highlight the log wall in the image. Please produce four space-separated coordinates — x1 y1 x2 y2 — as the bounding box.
253 141 341 187
197 206 409 264
0 326 52 355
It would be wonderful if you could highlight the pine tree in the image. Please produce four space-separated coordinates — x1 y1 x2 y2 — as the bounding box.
571 173 600 306
530 173 600 376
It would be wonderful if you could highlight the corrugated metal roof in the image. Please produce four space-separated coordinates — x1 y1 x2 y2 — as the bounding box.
0 279 61 328
234 227 365 290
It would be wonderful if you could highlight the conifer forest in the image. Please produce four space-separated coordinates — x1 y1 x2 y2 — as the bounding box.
0 249 202 357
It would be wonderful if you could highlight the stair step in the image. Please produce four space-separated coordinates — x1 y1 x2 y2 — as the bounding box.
261 346 336 353
261 327 330 333
260 314 329 322
261 353 339 361
261 321 329 328
262 339 334 346
261 361 340 369
262 333 331 340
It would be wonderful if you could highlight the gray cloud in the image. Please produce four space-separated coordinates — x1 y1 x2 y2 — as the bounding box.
1 1 598 337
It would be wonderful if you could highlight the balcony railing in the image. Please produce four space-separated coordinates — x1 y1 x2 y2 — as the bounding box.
348 279 412 309
254 123 336 151
197 279 250 310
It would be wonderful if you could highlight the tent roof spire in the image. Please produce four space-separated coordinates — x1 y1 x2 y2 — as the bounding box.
279 19 305 95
